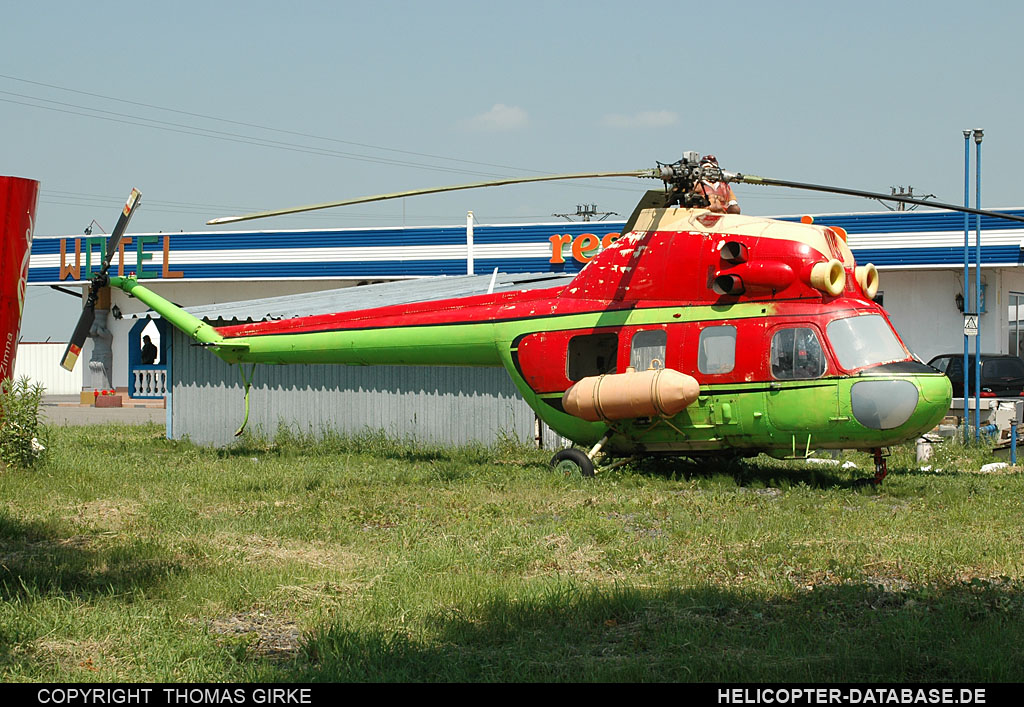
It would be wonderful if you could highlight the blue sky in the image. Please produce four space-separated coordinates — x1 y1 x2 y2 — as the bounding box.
4 0 1022 338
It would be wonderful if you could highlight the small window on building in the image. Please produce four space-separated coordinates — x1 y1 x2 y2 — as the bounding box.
698 325 736 375
771 327 826 380
140 320 161 365
630 329 667 371
1009 293 1024 357
567 333 618 381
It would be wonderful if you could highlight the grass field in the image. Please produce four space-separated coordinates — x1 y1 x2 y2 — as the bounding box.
2 424 1023 682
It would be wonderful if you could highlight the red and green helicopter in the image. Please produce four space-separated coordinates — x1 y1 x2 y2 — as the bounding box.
60 152 1024 482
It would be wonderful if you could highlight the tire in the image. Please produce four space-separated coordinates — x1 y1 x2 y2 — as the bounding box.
550 448 595 477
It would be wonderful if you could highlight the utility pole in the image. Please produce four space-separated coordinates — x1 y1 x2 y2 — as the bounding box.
879 186 936 211
553 204 618 222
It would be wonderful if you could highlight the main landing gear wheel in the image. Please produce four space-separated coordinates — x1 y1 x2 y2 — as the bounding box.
550 448 595 477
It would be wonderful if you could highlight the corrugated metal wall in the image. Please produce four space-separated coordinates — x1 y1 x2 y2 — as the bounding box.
170 329 565 449
12 342 83 394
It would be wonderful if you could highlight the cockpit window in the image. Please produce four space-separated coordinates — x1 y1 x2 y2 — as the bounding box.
826 314 907 371
771 327 826 380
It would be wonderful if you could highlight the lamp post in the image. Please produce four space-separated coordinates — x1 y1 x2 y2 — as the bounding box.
963 130 971 441
974 128 984 440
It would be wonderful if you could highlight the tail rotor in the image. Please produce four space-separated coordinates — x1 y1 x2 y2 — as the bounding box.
60 188 142 371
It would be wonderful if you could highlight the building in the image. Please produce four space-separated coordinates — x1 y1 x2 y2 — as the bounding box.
25 208 1024 445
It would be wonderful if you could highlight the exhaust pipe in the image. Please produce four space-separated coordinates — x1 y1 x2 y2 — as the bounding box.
719 241 748 264
712 273 745 296
713 261 797 296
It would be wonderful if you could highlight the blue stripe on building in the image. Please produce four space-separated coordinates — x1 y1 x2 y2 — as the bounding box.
849 245 1024 267
28 211 1024 284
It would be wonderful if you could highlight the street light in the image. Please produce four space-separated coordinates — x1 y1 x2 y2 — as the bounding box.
973 129 984 439
963 130 971 441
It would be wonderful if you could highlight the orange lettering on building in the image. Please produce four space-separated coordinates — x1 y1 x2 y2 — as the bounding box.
549 234 573 264
550 232 621 264
572 233 600 262
59 238 81 280
162 236 184 278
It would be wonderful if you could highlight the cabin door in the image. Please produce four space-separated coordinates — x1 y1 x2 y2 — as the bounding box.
765 324 839 432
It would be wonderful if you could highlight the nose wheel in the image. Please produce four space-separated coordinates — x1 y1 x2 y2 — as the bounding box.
854 448 889 487
870 448 889 485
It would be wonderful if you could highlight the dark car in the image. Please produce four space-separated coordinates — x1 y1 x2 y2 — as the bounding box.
927 353 1024 397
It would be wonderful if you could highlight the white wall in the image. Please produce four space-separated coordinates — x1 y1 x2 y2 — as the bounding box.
877 267 1006 363
11 342 83 395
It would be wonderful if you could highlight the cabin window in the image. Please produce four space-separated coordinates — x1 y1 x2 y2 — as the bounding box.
771 327 826 380
567 333 618 381
698 325 736 375
826 314 906 370
630 329 667 371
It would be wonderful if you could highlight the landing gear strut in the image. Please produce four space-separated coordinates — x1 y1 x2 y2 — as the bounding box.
854 447 889 487
871 448 889 485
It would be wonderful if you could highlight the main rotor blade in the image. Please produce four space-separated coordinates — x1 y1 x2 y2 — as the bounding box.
103 188 142 267
729 172 1024 225
207 170 654 225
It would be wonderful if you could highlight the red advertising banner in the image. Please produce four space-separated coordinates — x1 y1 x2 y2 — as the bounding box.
1 176 40 382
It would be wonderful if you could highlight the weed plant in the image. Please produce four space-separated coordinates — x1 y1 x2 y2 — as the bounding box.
1 424 1022 682
0 376 47 469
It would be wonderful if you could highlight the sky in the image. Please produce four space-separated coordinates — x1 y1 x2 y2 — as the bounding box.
4 0 1023 339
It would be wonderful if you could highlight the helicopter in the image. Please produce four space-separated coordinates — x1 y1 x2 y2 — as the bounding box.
58 152 1024 484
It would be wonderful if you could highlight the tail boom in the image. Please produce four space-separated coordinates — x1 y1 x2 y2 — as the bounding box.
107 276 504 367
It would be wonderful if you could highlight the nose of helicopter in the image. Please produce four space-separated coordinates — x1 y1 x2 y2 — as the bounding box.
849 372 952 435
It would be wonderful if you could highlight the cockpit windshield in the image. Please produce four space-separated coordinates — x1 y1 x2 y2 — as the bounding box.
826 314 908 371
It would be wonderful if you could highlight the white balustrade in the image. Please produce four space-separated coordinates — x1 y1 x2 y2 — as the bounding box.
131 367 167 398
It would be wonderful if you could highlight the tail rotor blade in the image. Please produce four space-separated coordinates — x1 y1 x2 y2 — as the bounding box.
103 188 142 268
60 304 95 372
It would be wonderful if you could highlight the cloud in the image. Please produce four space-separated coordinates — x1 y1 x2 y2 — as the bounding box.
465 104 529 132
602 110 679 129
